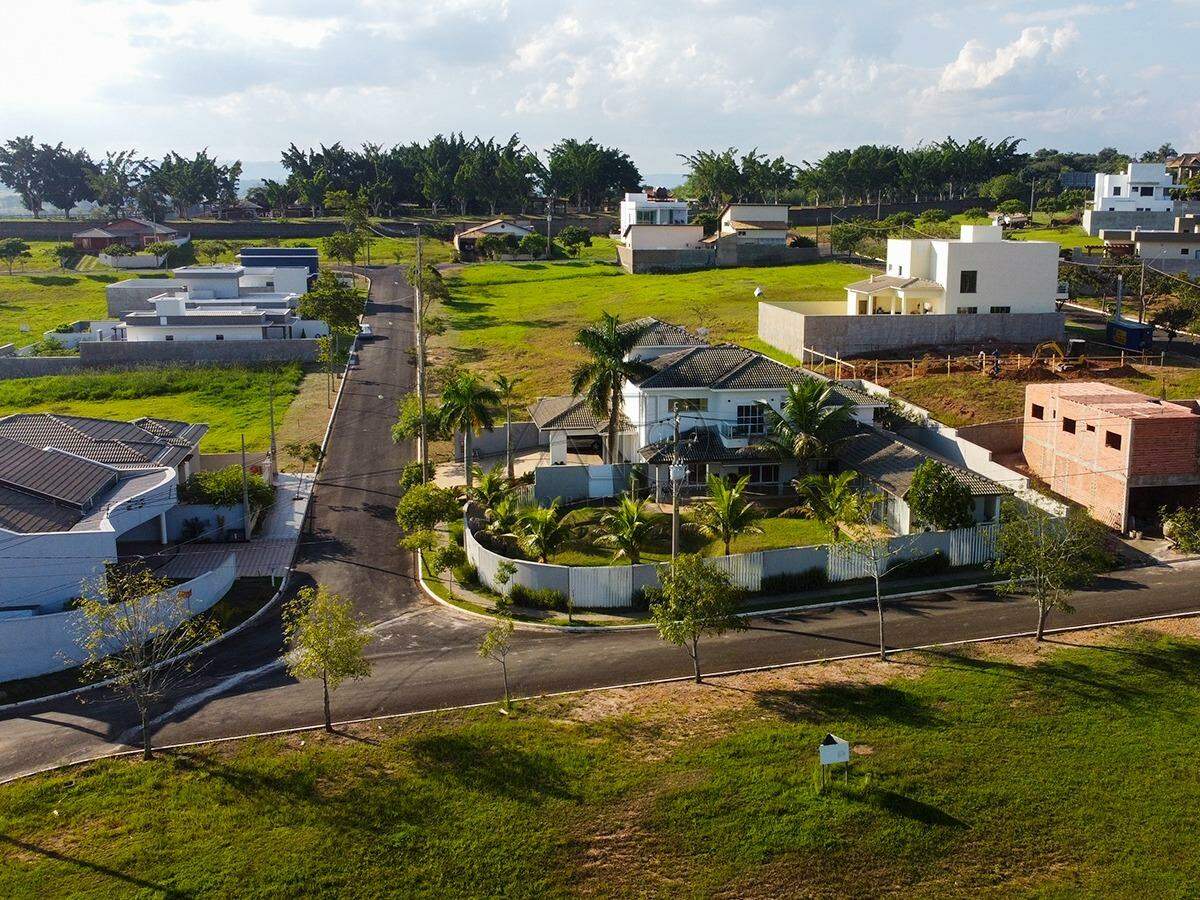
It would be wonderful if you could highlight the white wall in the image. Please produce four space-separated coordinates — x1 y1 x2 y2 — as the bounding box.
1093 163 1176 212
620 194 689 234
625 225 705 250
126 323 266 342
626 384 792 448
241 267 309 295
934 238 1059 314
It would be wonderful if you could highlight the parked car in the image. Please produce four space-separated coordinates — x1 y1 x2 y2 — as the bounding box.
359 323 374 339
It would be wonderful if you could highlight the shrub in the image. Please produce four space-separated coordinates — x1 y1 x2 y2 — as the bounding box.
452 562 478 586
426 223 456 242
886 550 950 578
397 461 426 495
395 483 460 532
996 199 1025 214
1162 506 1200 552
447 519 465 546
53 322 74 333
759 568 829 595
916 207 949 223
963 207 988 219
692 211 720 235
508 583 569 611
882 211 915 228
907 460 975 530
180 465 275 510
790 234 816 248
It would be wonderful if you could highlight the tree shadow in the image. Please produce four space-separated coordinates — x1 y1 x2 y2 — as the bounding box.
755 684 943 728
85 274 120 284
29 275 78 287
0 834 191 897
408 733 576 803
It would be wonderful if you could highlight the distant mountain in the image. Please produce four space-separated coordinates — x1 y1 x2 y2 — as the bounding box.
642 173 687 189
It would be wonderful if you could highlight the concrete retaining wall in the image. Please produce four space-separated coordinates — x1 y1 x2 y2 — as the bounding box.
759 301 1065 358
453 422 545 462
0 356 84 378
106 278 184 316
0 555 236 682
1083 209 1178 237
788 198 984 227
617 243 820 274
532 464 634 504
80 339 318 366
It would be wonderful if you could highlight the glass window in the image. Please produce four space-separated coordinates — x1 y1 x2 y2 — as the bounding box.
215 334 224 341
734 464 780 485
989 306 1011 314
959 270 978 293
956 306 978 314
636 210 654 224
668 398 708 412
735 404 766 436
1113 186 1122 196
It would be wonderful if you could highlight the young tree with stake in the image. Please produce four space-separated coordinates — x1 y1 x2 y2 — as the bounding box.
478 616 516 709
650 554 746 683
282 585 373 732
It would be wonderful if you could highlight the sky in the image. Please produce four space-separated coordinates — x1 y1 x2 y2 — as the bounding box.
2 0 1197 175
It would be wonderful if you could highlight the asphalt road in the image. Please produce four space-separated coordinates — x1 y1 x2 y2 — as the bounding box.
2 269 1200 784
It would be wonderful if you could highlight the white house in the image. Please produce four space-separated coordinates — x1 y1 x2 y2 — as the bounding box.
1092 163 1178 213
0 414 207 613
1101 215 1200 266
122 294 328 342
621 224 706 251
715 203 791 246
453 219 536 257
618 192 690 239
846 225 1059 316
106 262 312 317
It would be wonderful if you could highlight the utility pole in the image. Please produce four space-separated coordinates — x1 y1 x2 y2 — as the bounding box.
670 411 682 561
267 374 277 485
545 208 552 260
240 434 250 543
1029 181 1036 218
414 222 429 480
1139 258 1147 323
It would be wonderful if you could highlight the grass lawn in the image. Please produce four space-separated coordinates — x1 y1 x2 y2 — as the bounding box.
883 363 1200 427
1009 224 1101 249
196 234 456 268
435 256 870 393
2 623 1199 895
550 507 830 566
0 365 308 453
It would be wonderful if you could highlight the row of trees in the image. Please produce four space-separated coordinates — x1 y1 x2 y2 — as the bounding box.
0 137 241 219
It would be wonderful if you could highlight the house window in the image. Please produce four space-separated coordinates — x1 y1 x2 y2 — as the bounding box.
1113 186 1122 196
1183 248 1191 256
989 306 1011 314
959 270 978 293
636 210 655 224
215 334 224 341
1063 417 1076 434
1105 431 1122 450
1085 424 1096 433
956 306 978 315
733 464 780 485
668 398 708 412
1140 186 1154 196
1031 403 1044 420
735 403 766 436
897 265 903 276
686 462 707 484
165 335 174 341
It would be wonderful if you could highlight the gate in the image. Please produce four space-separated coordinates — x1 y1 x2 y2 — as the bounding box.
569 565 634 609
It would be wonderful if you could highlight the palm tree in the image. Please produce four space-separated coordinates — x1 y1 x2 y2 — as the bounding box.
470 465 511 512
485 492 530 543
758 378 852 470
570 313 653 464
596 494 659 564
493 374 523 481
518 502 573 564
439 372 500 492
692 474 764 556
792 471 873 541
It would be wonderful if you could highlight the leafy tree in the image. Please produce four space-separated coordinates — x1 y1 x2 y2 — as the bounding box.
692 474 763 556
518 232 547 257
792 471 872 541
179 465 275 509
650 554 746 683
469 465 512 512
0 135 44 216
89 149 153 216
677 147 744 206
36 143 96 219
52 243 77 269
570 313 653 464
993 504 1108 641
322 229 366 267
557 225 592 257
193 239 231 265
996 199 1026 215
478 616 516 709
153 149 241 219
284 440 324 475
518 501 573 563
0 238 32 274
493 374 523 480
299 271 365 335
476 232 518 259
103 243 134 258
829 223 865 256
906 461 975 530
1150 300 1194 347
597 493 659 564
980 173 1026 203
546 138 641 210
395 483 460 532
282 585 373 732
392 394 449 445
75 564 221 759
439 371 500 492
143 241 178 265
759 378 852 467
1162 505 1200 553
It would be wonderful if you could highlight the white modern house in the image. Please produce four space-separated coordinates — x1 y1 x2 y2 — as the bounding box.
121 295 329 342
1100 215 1200 273
106 262 312 317
618 192 690 236
1084 162 1183 235
713 203 791 246
0 414 207 613
847 225 1059 316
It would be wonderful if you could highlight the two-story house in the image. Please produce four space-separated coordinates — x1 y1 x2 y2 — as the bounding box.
1084 162 1183 235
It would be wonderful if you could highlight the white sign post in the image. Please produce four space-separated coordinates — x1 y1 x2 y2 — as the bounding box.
818 733 851 786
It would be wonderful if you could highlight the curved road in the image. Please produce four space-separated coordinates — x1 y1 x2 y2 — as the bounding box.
2 266 1199 782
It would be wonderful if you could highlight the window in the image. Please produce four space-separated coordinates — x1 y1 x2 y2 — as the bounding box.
1113 186 1122 196
215 334 224 341
735 403 766 436
989 306 1011 314
1063 417 1076 434
1140 186 1154 197
1031 403 1044 420
636 210 655 224
668 398 708 412
956 306 978 315
1183 248 1191 256
165 335 174 341
733 464 780 485
686 462 707 485
959 270 978 294
897 265 903 276
1105 431 1122 450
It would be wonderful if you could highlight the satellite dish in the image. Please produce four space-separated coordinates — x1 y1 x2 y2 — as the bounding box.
753 286 764 297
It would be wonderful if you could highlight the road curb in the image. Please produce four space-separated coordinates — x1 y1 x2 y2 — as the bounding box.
5 605 1199 787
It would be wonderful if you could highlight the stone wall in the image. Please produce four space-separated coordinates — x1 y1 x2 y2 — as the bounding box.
788 197 984 227
81 339 318 366
759 301 1065 358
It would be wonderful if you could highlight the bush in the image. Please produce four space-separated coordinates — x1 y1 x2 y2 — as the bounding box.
790 234 816 248
916 207 949 223
397 461 427 495
452 562 478 586
996 199 1025 215
518 232 547 256
980 173 1026 203
692 211 720 235
759 568 829 595
428 543 467 577
426 223 456 242
962 207 988 219
1162 506 1200 552
447 519 465 546
180 465 275 510
53 322 74 333
886 550 950 578
508 583 569 611
907 460 975 530
882 211 915 228
395 483 460 532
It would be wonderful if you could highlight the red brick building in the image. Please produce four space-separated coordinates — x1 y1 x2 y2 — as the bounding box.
72 218 179 252
1023 382 1200 532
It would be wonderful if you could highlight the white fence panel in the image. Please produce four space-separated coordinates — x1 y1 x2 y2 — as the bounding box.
711 552 763 592
949 524 998 567
826 543 872 582
569 565 634 609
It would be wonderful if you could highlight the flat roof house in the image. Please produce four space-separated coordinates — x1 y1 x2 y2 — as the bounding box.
1099 215 1200 273
72 218 180 252
106 261 313 318
1084 162 1183 236
618 192 690 239
1022 382 1200 532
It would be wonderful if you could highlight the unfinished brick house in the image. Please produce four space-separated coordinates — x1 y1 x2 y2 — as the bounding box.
1022 382 1200 532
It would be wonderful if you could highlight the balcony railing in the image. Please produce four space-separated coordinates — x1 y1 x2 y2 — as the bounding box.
717 421 767 441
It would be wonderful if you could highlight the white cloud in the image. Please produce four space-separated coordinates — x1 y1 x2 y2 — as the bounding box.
937 24 1079 92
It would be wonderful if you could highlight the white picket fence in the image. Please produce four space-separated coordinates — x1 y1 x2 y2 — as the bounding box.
464 519 1000 611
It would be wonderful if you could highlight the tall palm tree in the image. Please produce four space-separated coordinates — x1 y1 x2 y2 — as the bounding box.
493 374 523 481
440 372 500 492
692 474 764 556
519 502 573 564
570 313 653 464
758 378 852 470
792 471 874 541
597 494 660 564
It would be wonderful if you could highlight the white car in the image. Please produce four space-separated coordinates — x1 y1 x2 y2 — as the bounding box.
359 323 374 339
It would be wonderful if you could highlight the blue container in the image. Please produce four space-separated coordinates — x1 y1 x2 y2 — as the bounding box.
1106 319 1153 352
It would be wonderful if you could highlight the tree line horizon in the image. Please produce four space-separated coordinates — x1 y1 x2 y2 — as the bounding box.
0 132 1182 221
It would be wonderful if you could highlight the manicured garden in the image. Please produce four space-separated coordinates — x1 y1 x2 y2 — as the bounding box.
433 255 870 393
0 365 307 452
2 623 1198 896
